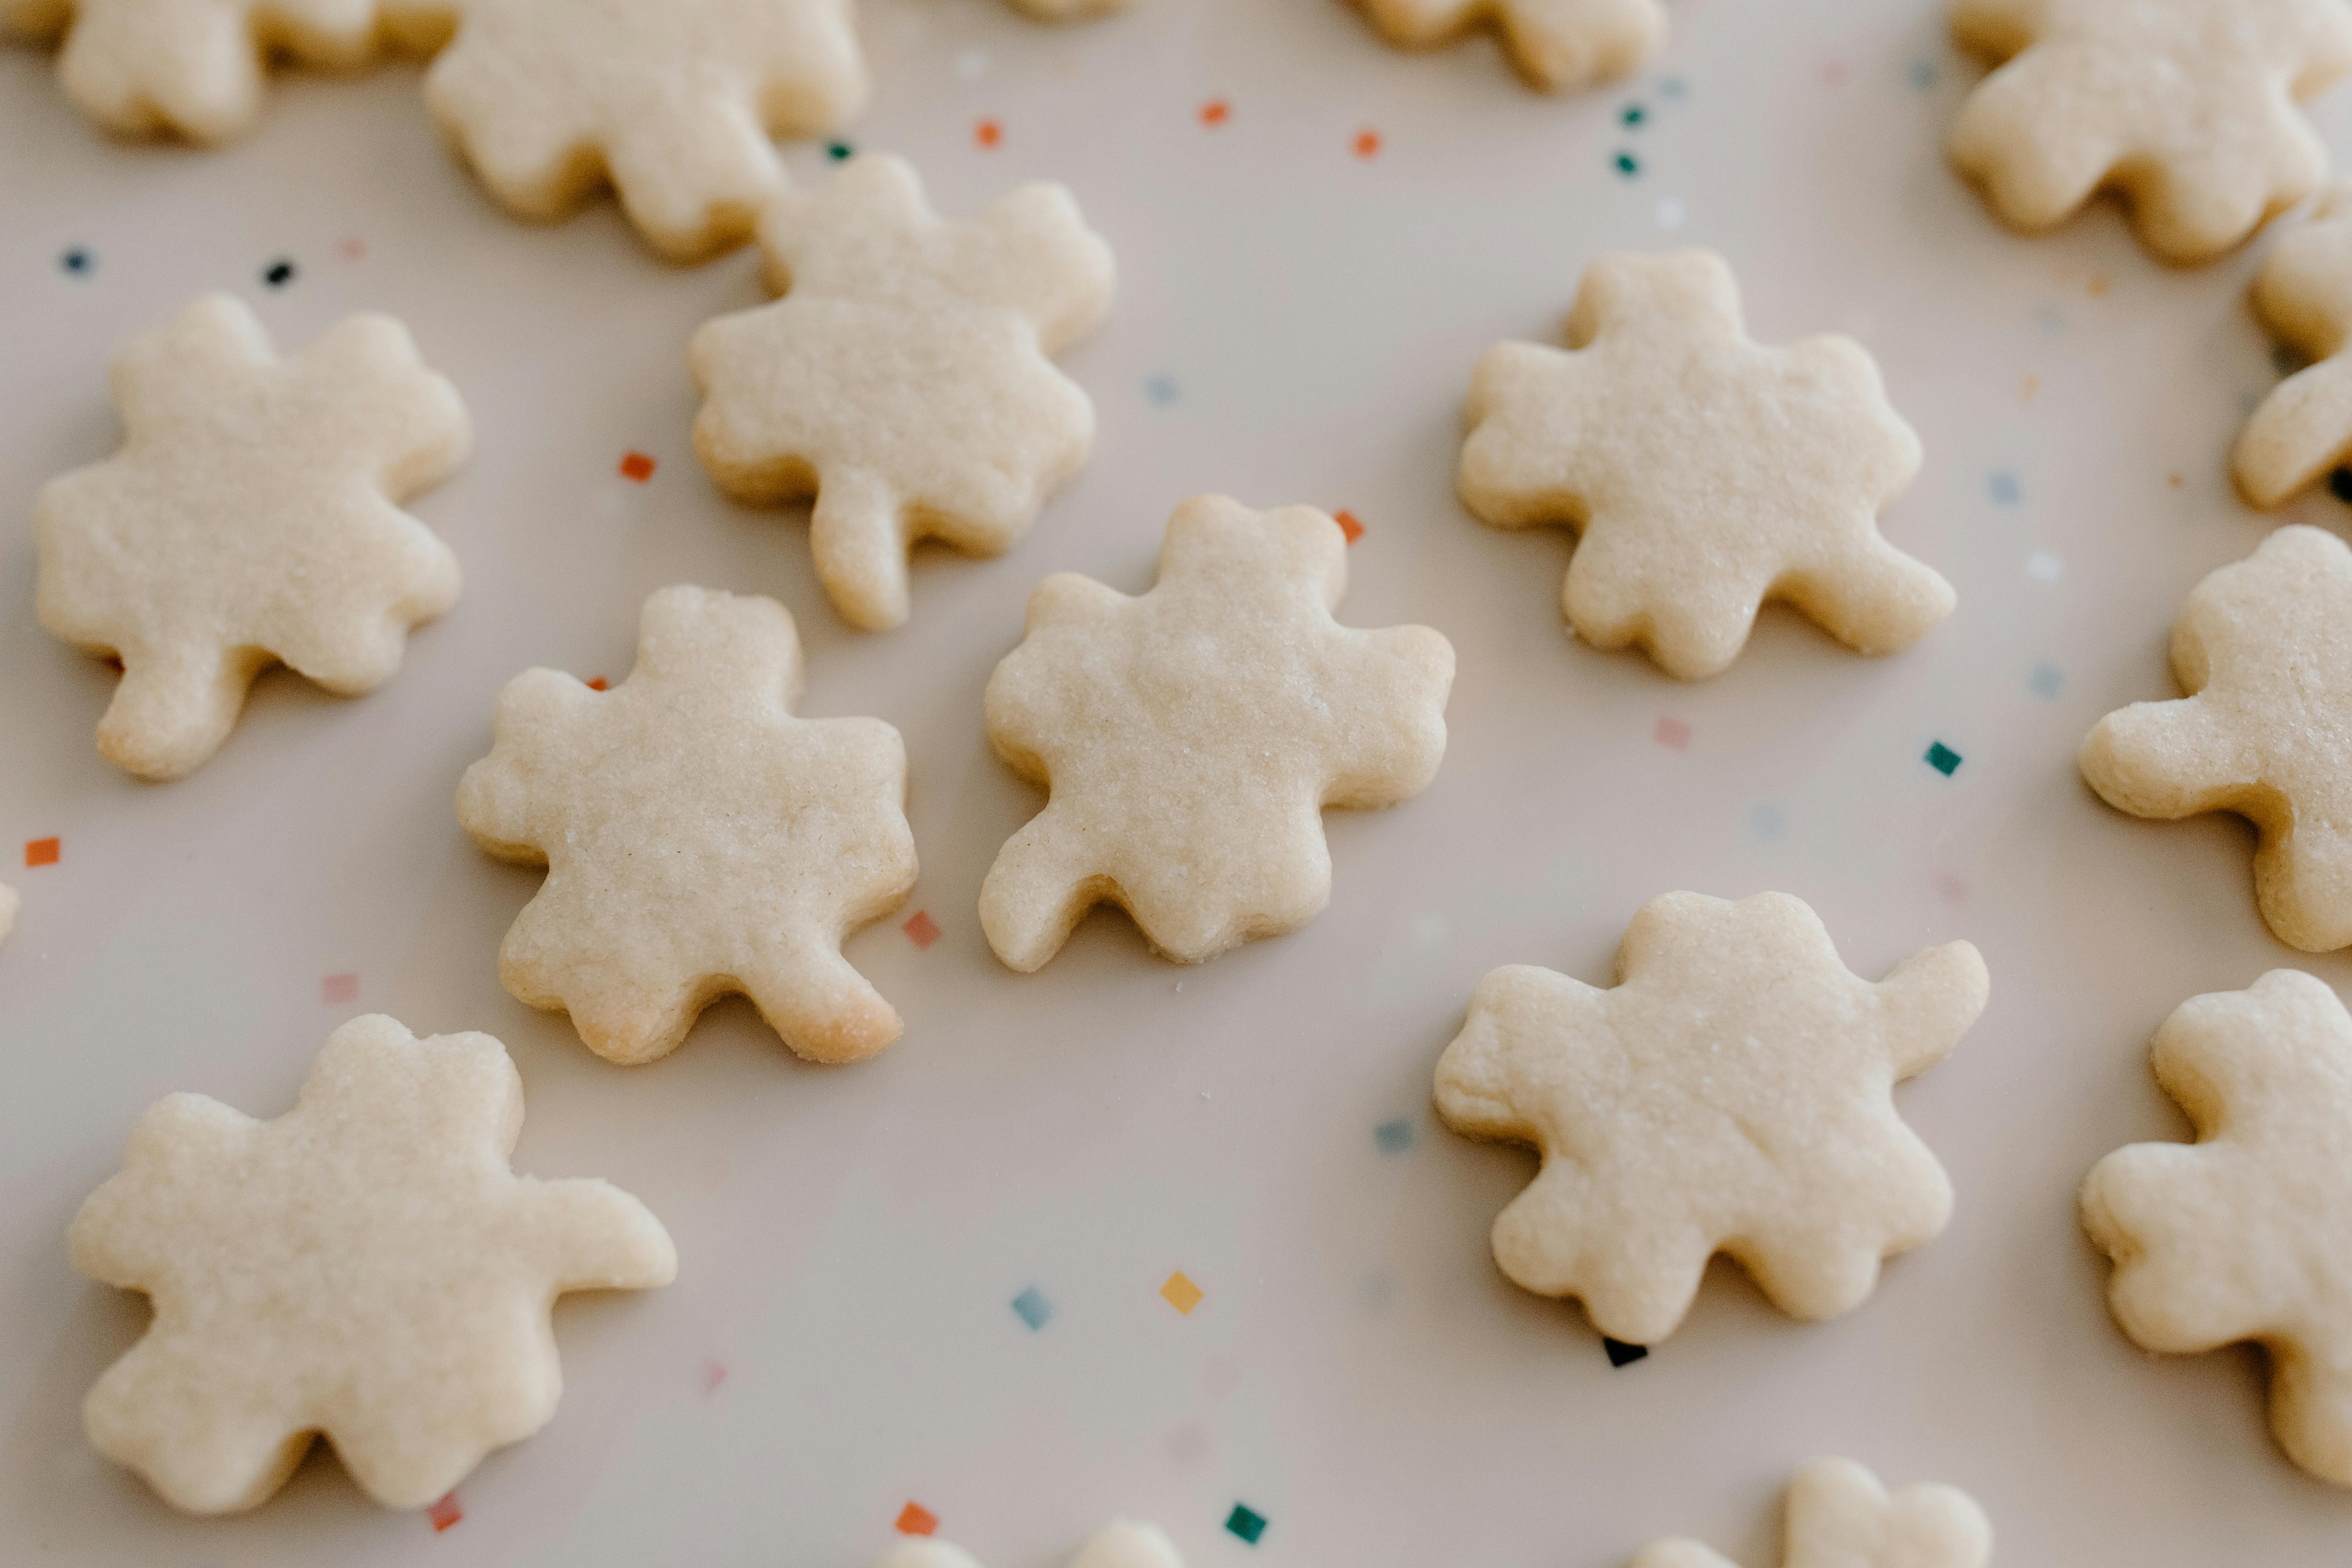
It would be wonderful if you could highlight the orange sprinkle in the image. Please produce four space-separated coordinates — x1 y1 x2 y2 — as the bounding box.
1200 99 1230 126
23 838 58 868
618 451 656 482
1334 509 1365 544
586 677 609 692
2168 472 2185 488
429 1492 462 1532
2020 373 2040 401
975 119 1003 149
896 1503 939 1536
1353 129 1381 159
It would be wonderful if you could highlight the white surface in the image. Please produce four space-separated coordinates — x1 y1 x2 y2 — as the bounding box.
5 0 2352 1562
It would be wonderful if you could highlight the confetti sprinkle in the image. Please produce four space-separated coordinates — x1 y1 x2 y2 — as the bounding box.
1653 195 1688 231
1164 1419 1214 1467
1614 150 1640 177
60 247 93 276
2029 662 2064 699
1657 76 1687 99
1011 1286 1054 1330
23 838 58 868
338 237 366 261
1820 59 1848 85
1987 470 2021 506
586 677 609 691
2025 550 2063 583
1652 716 1691 751
1748 802 1788 843
2020 373 2040 400
827 140 854 161
261 258 296 289
1353 129 1381 159
2168 472 2185 489
1604 1337 1650 1367
702 1359 727 1394
618 451 656 482
1621 102 1646 126
1925 741 1963 777
429 1492 463 1532
1334 508 1365 544
903 910 941 949
2086 274 2110 300
1160 1270 1204 1315
896 1502 938 1536
1225 1503 1268 1545
320 973 359 1005
2033 304 2067 336
1932 870 1968 904
1144 372 1180 406
955 48 987 79
1374 1118 1414 1154
1200 99 1230 126
975 119 1002 149
1907 59 1938 90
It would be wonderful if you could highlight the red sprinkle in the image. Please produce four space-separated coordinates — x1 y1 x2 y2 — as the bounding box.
429 1492 463 1532
702 1359 727 1394
902 911 941 950
1353 130 1381 159
619 451 656 483
587 677 610 692
896 1503 939 1536
975 119 1003 149
23 838 59 868
1652 716 1691 751
1200 99 1230 126
1334 509 1365 544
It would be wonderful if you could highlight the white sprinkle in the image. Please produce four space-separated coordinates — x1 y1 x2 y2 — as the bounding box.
957 48 988 79
2026 550 2063 583
1652 195 1688 231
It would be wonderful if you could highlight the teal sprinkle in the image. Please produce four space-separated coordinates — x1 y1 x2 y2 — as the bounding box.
1926 742 1962 777
1614 151 1640 177
827 141 854 161
1225 1505 1268 1545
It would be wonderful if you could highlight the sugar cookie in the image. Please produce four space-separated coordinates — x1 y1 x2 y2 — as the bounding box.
34 293 468 782
415 0 864 261
68 1013 676 1514
2238 184 2352 507
981 495 1453 972
1356 0 1664 94
0 884 16 945
2080 525 2352 952
1947 0 2352 264
1 0 427 142
691 154 1114 630
2082 968 2352 1485
1459 250 1948 681
1634 1458 1990 1568
1435 891 1985 1345
879 1522 1183 1568
458 584 916 1065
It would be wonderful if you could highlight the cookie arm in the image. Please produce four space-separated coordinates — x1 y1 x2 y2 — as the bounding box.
978 808 1102 972
1874 939 1989 1080
2234 356 2352 509
2078 695 2254 820
811 467 916 632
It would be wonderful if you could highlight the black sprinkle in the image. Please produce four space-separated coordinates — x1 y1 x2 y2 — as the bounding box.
1603 1337 1649 1367
827 141 854 161
60 247 94 276
262 258 297 288
2331 468 2352 506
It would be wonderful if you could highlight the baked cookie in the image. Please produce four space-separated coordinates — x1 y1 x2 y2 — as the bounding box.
1459 250 1949 681
2080 525 2352 952
1356 0 1664 94
34 293 468 782
2082 968 2352 1486
418 0 866 261
1947 0 2352 264
1435 891 1986 1346
692 154 1114 630
981 496 1452 972
1 0 429 142
458 584 917 1065
69 1013 675 1514
881 1522 1183 1568
2238 183 2352 507
0 884 17 945
1634 1458 1990 1568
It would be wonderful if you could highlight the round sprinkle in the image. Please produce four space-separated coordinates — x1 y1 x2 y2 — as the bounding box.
1353 129 1381 158
975 119 1002 149
1614 151 1640 177
1200 99 1230 126
262 258 297 288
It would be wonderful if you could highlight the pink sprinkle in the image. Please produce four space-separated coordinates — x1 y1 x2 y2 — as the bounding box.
701 1359 727 1394
1821 59 1849 85
339 237 366 261
1652 716 1691 751
429 1492 462 1532
902 910 940 949
320 973 359 1005
1933 870 1968 904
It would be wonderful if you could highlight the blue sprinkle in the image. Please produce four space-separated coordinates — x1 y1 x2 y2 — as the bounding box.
1906 60 1938 90
1614 151 1640 177
2030 662 2064 699
1011 1287 1054 1330
1604 1337 1650 1367
2033 304 2066 337
1925 741 1963 777
1987 470 2021 506
1224 1504 1268 1545
1748 802 1787 843
59 247 94 277
1375 1119 1414 1154
1144 372 1180 406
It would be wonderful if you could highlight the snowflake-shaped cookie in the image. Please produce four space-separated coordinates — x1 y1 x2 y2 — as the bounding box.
1435 891 1986 1345
1458 250 1950 681
418 0 866 261
2080 525 2352 952
1634 1458 1991 1568
2081 968 2352 1485
691 154 1115 631
34 293 468 782
68 1013 676 1514
981 495 1454 972
881 1521 1182 1568
1947 0 2352 264
2 0 412 141
2238 184 2352 507
458 584 917 1064
1356 0 1664 93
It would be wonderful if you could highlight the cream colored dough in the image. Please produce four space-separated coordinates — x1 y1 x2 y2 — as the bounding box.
1947 0 2352 264
1002 0 1130 19
1634 1458 1990 1568
1356 0 1662 93
1435 891 1986 1346
2238 183 2352 507
458 584 917 1065
1460 250 1947 681
879 1521 1184 1568
692 154 1114 630
34 293 467 782
418 0 865 261
1 0 434 141
2080 525 2352 952
2082 969 2352 1486
0 884 16 945
981 495 1454 973
69 1013 676 1514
